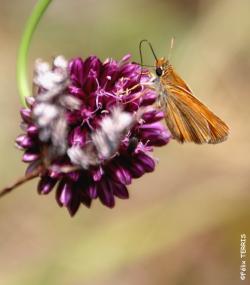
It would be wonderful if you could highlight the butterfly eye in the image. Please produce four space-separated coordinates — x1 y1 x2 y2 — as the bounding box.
156 67 163 76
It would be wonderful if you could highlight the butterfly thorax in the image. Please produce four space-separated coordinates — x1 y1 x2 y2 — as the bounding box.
153 58 173 106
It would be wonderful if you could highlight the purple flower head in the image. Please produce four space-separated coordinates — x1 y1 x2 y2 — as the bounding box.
16 54 171 216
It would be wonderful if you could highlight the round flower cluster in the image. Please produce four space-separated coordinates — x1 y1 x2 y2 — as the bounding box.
15 54 171 216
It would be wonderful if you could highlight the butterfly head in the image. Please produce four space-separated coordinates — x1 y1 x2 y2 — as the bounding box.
155 57 169 77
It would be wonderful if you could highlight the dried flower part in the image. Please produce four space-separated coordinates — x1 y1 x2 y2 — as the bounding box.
91 107 135 160
67 106 138 169
32 56 81 158
15 54 171 216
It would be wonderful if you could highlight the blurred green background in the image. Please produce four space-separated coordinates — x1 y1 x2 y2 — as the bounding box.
0 0 250 284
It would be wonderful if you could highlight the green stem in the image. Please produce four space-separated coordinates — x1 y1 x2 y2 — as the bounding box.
17 0 52 106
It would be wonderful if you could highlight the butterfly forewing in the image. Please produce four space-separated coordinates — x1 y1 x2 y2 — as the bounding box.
160 64 229 144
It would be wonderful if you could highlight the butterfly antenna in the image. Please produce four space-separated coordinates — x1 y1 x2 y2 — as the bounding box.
139 39 158 63
168 37 175 61
139 39 158 80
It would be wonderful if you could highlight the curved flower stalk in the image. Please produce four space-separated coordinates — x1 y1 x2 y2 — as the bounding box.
17 0 53 106
2 54 171 216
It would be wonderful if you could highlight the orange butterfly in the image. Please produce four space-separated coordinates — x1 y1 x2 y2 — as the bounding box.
139 40 229 144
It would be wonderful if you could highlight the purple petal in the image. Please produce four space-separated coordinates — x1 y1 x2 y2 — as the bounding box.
92 167 103 182
70 56 102 91
139 122 171 146
56 180 73 207
80 191 92 208
134 152 155 172
85 56 102 76
27 125 39 137
120 54 131 64
38 176 57 194
60 184 72 206
98 179 115 208
69 57 85 86
109 164 132 185
67 193 81 216
23 151 40 162
142 109 165 123
111 182 129 199
100 60 119 88
128 161 145 178
67 171 80 182
48 168 62 179
15 135 34 148
84 70 99 93
120 63 139 77
140 91 157 106
20 108 32 123
69 126 87 147
86 183 98 199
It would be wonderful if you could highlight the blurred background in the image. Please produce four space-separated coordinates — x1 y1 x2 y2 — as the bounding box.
0 0 250 284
